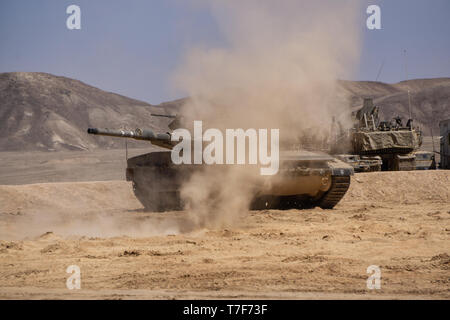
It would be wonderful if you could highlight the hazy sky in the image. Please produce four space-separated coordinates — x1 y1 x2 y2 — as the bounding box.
1 0 449 103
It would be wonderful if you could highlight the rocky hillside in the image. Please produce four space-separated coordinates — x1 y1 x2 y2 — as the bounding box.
0 72 448 151
0 72 175 151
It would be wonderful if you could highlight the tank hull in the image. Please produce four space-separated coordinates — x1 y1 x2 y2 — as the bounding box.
126 151 353 212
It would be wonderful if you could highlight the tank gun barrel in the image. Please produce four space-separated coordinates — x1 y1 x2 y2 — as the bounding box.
87 128 174 149
151 113 176 119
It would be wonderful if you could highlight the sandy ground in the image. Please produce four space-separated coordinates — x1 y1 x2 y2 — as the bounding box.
0 165 448 299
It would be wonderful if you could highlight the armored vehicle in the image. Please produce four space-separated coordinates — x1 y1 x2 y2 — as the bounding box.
331 98 422 171
88 115 353 212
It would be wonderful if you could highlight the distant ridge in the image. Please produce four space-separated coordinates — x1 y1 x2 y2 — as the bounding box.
0 72 172 151
0 72 449 151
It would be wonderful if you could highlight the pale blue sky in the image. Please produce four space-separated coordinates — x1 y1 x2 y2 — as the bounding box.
1 0 449 103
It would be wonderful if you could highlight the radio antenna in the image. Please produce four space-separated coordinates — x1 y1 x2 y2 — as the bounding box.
403 49 413 123
375 59 385 82
430 123 436 154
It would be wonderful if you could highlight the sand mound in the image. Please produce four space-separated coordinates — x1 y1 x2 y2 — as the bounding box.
0 170 448 240
0 181 142 214
342 171 449 204
0 171 448 215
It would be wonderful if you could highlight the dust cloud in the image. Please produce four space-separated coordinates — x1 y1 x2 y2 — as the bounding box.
172 0 363 227
3 210 183 240
0 2 364 237
0 182 187 240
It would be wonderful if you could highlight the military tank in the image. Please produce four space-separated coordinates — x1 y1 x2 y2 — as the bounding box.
88 115 353 212
331 98 422 171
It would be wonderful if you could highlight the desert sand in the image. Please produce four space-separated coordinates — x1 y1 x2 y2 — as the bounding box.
0 157 448 299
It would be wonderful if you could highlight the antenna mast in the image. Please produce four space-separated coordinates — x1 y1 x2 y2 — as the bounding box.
375 59 385 82
122 125 128 161
403 49 413 122
430 124 436 154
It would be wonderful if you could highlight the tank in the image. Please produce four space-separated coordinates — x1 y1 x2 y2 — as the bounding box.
88 116 353 212
331 98 423 171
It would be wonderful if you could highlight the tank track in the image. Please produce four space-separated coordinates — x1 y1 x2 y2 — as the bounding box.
318 175 351 209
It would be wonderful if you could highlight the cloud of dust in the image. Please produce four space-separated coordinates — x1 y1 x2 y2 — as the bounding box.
180 165 262 229
1 208 187 240
0 182 190 240
172 0 363 228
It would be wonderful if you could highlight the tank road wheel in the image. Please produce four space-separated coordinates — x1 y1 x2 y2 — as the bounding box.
132 182 182 212
317 175 351 209
277 196 315 210
250 195 281 210
250 195 314 210
132 182 156 211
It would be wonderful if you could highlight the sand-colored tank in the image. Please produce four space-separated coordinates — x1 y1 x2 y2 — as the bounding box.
88 116 353 212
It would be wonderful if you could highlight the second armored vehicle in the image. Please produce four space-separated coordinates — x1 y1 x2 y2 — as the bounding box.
331 98 423 171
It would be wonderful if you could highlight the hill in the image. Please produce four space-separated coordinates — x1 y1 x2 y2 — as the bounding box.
0 72 173 151
0 72 448 151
